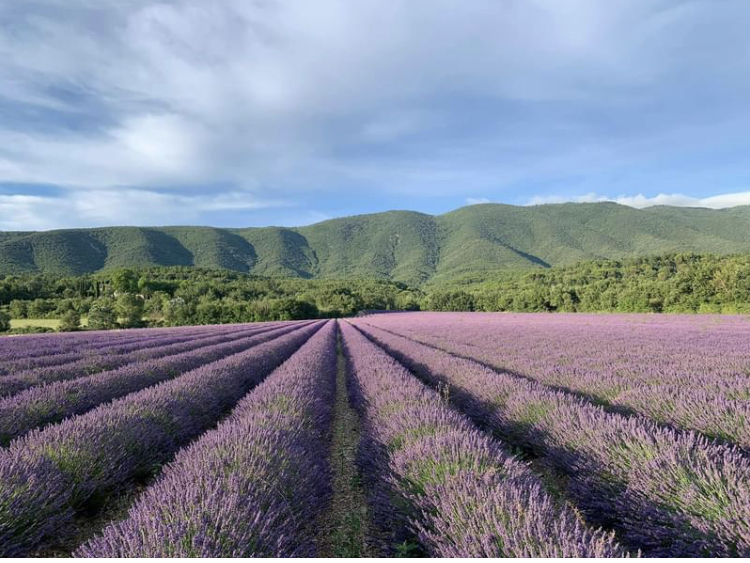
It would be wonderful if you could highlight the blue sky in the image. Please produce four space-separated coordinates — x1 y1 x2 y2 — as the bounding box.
1 0 750 230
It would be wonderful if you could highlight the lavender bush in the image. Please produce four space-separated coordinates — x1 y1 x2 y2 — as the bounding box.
77 321 337 557
0 322 286 397
360 312 750 450
0 325 234 374
353 319 750 556
0 321 313 444
0 323 233 367
0 321 323 556
341 322 626 557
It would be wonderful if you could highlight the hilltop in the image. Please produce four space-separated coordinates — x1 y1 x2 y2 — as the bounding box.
2 202 750 284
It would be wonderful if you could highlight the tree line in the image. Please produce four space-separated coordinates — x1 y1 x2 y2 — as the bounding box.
0 267 421 333
426 253 750 314
1 253 750 333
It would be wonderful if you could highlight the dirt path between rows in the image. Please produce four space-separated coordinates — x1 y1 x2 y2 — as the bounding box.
316 331 372 557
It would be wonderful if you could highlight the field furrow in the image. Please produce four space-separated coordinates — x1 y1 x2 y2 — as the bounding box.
0 321 313 445
315 328 372 557
351 320 750 556
0 321 323 556
340 322 626 557
77 321 337 557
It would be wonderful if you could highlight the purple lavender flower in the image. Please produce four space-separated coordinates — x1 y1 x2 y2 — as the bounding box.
341 322 625 557
0 321 323 556
77 321 338 557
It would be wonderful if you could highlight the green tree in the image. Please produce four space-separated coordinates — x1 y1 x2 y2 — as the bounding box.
59 310 81 332
144 291 169 323
426 291 475 312
54 299 76 315
713 261 750 311
9 300 28 319
268 298 319 320
315 289 364 317
88 301 118 330
0 311 10 332
112 269 139 294
27 298 55 318
195 296 224 325
163 297 190 326
116 293 145 328
395 291 421 311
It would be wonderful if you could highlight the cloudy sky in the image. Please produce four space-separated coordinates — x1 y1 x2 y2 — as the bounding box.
1 0 750 230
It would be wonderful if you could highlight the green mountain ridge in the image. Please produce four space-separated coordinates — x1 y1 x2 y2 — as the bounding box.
3 202 750 284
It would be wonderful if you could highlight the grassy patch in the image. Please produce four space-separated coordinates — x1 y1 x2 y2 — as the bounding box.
10 318 61 329
10 317 90 330
316 335 372 557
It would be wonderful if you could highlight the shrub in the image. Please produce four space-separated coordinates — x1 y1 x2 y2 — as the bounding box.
88 301 118 330
0 311 10 333
59 310 81 333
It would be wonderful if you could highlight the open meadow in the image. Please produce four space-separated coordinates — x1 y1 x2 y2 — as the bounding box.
0 312 748 556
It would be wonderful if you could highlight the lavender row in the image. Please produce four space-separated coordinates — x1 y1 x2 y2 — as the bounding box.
0 323 225 363
369 322 750 452
0 323 276 387
0 324 217 367
0 324 247 375
0 321 323 556
360 313 750 393
353 321 750 556
78 321 338 557
340 322 625 557
0 326 159 356
0 322 286 398
361 314 750 450
0 321 313 445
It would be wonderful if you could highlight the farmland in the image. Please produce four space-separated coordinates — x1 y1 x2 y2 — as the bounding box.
1 313 749 557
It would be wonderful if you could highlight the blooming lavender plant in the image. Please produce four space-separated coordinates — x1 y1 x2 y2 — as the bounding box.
360 312 750 450
0 322 288 397
0 321 323 556
0 323 232 367
0 324 242 375
340 322 626 558
352 319 750 556
0 321 313 445
77 321 338 557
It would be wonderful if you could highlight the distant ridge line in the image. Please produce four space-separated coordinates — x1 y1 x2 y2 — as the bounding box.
2 202 750 284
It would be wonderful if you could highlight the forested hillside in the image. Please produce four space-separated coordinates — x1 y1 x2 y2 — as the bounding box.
3 203 750 283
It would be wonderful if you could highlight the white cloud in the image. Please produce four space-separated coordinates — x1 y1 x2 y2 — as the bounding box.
526 190 750 209
0 113 210 188
466 197 491 205
0 0 749 225
0 190 285 231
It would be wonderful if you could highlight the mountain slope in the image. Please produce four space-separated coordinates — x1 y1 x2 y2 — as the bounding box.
2 203 750 284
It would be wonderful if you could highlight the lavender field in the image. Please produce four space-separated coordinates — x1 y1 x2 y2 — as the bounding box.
1 313 749 557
